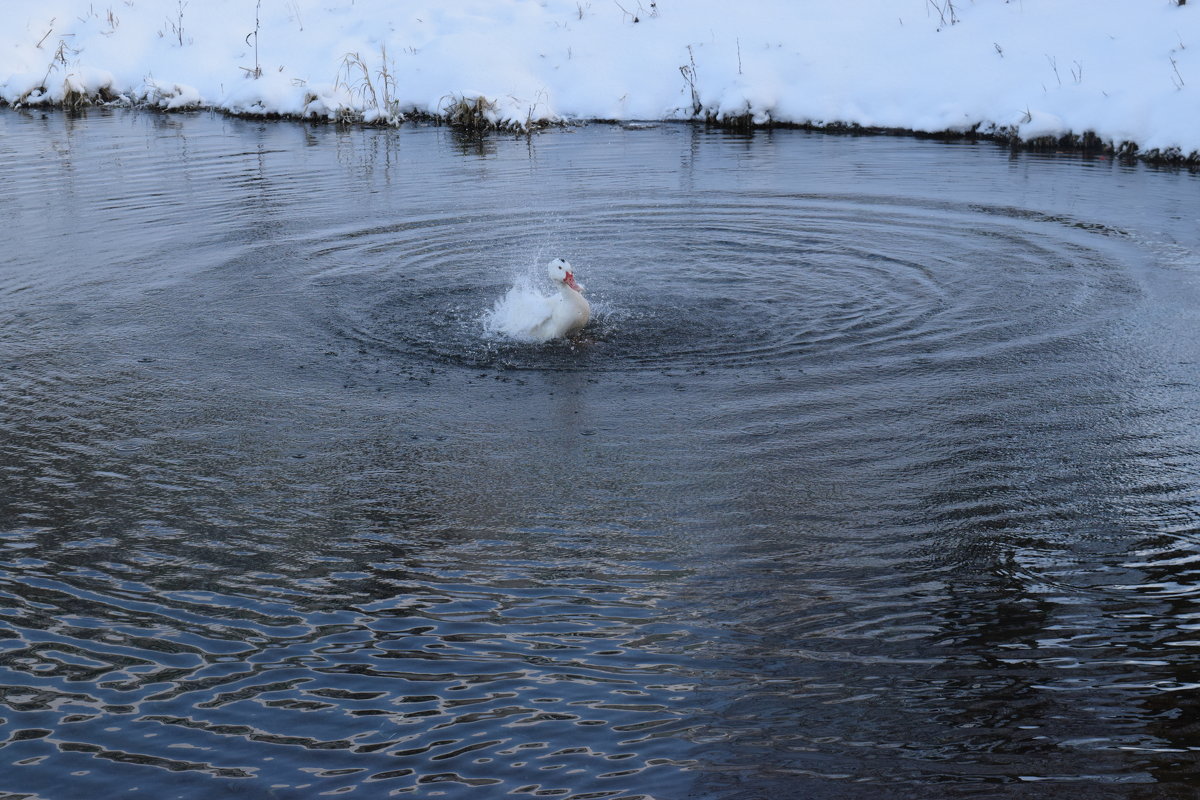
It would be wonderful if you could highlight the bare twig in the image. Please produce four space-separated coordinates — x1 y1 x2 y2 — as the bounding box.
1046 54 1061 86
244 0 262 78
679 44 700 115
166 1 186 46
926 0 957 28
37 20 56 49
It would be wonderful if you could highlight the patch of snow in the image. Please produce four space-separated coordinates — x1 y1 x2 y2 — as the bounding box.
138 79 201 109
1018 111 1070 141
0 1 1196 157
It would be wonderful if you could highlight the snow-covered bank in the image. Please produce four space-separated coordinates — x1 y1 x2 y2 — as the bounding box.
3 1 1198 160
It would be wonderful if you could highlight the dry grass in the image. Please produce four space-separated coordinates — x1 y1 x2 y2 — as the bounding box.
339 48 403 124
440 94 499 131
679 45 700 116
242 0 262 78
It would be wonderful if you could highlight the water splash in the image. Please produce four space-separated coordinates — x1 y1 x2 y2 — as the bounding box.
481 259 592 343
482 279 564 342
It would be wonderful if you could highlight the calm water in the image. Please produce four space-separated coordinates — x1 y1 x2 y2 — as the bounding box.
1 109 1199 799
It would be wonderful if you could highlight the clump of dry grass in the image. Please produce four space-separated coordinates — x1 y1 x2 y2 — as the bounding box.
339 47 402 124
331 49 549 131
14 37 109 109
440 94 499 131
60 74 90 109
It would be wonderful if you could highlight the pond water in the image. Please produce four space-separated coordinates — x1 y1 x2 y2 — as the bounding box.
1 109 1199 799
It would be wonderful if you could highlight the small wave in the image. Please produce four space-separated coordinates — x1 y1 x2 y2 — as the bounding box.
308 196 1140 374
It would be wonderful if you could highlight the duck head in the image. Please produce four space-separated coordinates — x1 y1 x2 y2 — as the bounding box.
547 258 583 292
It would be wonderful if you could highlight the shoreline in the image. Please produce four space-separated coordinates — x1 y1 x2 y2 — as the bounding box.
6 99 1196 168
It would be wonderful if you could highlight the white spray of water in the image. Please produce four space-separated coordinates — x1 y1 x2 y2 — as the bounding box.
482 278 565 342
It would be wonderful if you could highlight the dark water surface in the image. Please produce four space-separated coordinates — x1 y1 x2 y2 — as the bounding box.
1 109 1199 799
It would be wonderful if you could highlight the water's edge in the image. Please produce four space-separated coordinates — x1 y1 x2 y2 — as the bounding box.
4 100 1199 167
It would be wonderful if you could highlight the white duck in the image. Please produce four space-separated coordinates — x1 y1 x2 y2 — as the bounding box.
538 258 590 339
489 258 591 342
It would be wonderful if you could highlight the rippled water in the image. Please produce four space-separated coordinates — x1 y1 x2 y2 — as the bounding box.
2 109 1199 799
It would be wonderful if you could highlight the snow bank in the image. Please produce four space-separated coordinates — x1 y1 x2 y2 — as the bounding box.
1 1 1197 159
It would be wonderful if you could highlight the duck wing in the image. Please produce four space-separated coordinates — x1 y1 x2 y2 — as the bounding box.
523 297 567 342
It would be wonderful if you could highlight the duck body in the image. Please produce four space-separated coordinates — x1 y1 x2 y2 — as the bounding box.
527 278 590 341
488 258 591 343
